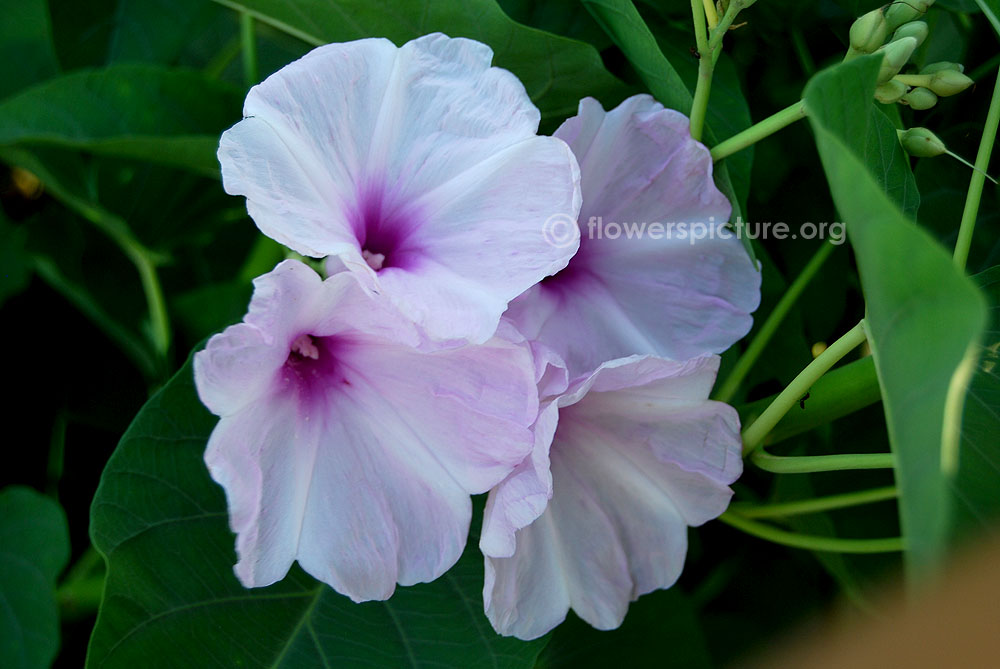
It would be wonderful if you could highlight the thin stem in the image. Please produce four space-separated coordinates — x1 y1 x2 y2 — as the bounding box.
791 28 816 76
59 546 103 589
240 12 259 87
58 575 105 620
702 0 719 29
689 0 714 142
715 241 837 403
719 512 905 553
737 357 882 447
711 100 807 162
750 447 894 473
708 0 745 52
954 69 1000 270
742 321 868 455
969 53 1000 83
730 486 898 518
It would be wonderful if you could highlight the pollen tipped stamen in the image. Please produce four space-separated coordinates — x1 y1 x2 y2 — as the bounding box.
291 334 320 360
362 249 386 271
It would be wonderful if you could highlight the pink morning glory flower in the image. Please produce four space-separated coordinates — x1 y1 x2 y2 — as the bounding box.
193 260 538 602
481 354 742 639
504 95 761 380
218 33 581 344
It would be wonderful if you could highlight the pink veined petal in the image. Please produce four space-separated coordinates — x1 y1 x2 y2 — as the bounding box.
505 94 761 379
194 261 538 601
484 355 742 639
219 33 581 344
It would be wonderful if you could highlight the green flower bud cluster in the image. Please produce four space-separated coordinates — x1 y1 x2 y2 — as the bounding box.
845 2 979 112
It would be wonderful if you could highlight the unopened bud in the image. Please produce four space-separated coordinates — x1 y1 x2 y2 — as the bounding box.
927 70 974 96
850 9 889 53
885 1 934 31
897 127 946 157
901 87 938 110
920 61 965 75
875 79 909 103
877 37 917 83
892 21 928 48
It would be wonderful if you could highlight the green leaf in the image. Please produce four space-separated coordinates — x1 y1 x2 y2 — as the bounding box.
0 0 61 99
536 589 711 669
0 486 71 669
0 65 241 176
210 0 630 122
974 0 1000 36
0 212 32 308
87 355 547 668
953 266 1000 532
804 56 988 575
580 0 691 112
107 0 233 65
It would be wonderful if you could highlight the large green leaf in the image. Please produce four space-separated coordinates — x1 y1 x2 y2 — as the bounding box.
953 266 1000 533
87 356 547 668
0 486 71 669
0 0 60 100
804 56 988 574
107 0 233 65
210 0 629 121
536 589 711 669
0 65 241 176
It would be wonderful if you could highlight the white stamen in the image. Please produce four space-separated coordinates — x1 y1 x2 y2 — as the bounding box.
291 334 320 359
363 249 386 271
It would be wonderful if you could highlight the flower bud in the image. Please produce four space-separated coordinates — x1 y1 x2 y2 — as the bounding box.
892 21 928 48
927 70 974 96
850 9 889 53
884 1 934 31
875 79 909 103
901 87 938 110
876 37 917 83
897 127 946 157
920 61 964 75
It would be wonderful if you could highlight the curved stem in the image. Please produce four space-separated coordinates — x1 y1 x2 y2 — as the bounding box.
711 100 807 162
954 68 1000 270
719 512 905 553
742 321 868 455
689 0 714 142
715 241 837 403
730 486 898 519
750 447 894 473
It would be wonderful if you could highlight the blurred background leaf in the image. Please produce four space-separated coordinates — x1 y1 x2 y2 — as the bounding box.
0 486 70 669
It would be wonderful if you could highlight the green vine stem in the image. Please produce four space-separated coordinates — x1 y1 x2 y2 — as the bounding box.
742 321 868 455
730 485 898 518
954 68 1000 270
750 447 894 473
689 0 714 142
738 356 882 447
715 241 837 403
711 100 808 162
718 511 905 553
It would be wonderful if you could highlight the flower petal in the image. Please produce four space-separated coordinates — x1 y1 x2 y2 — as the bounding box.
195 263 538 601
220 33 581 344
505 95 761 379
484 355 742 639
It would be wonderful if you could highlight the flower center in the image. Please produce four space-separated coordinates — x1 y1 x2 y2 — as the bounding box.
290 334 320 360
283 334 347 406
362 249 386 271
351 183 424 272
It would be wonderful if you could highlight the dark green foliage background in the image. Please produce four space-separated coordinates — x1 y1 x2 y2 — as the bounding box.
1 0 998 667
